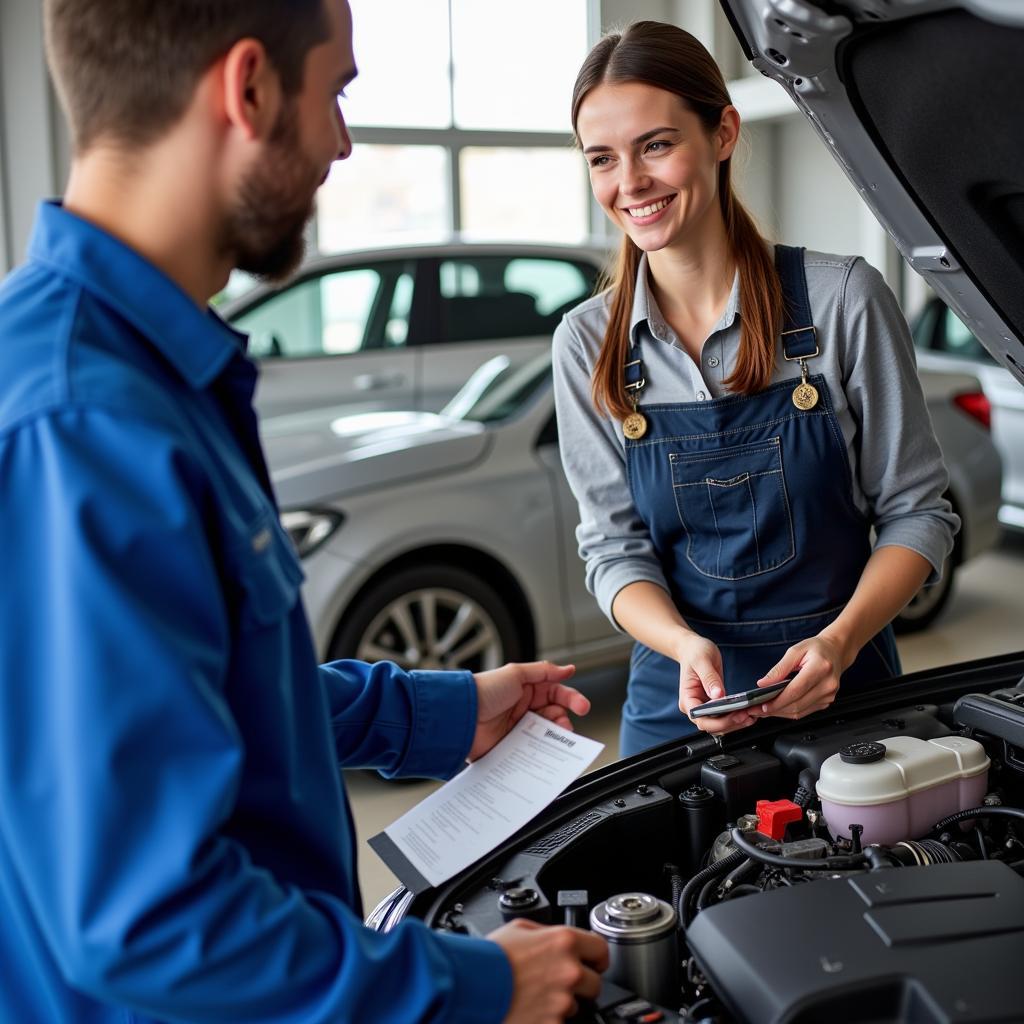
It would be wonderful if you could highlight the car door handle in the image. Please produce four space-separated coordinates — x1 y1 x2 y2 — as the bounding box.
354 373 405 391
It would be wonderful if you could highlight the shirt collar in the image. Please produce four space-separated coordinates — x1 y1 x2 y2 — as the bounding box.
28 201 248 390
628 252 742 346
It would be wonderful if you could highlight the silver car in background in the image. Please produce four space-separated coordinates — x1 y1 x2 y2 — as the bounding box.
266 353 631 673
221 242 607 419
266 349 999 675
913 295 1024 533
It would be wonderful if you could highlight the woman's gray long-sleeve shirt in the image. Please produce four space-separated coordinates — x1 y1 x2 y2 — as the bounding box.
552 249 960 627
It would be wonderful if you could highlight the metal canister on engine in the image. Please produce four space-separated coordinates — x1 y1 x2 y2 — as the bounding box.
589 893 678 1008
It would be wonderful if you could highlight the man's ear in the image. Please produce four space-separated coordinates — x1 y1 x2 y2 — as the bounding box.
220 38 282 141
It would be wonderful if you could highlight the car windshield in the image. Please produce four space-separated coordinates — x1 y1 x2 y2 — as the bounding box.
441 351 553 424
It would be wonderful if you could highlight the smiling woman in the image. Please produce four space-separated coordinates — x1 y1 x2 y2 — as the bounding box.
553 20 959 758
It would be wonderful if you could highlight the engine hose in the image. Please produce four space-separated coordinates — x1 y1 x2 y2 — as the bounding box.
696 858 757 912
722 856 760 890
697 858 763 910
731 828 868 871
914 839 960 865
975 827 989 860
931 806 1024 834
679 850 746 929
864 845 897 870
696 873 721 913
667 868 685 921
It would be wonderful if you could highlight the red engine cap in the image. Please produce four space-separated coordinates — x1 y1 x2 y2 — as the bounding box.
756 799 803 841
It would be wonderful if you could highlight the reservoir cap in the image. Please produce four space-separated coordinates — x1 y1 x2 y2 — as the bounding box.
840 741 886 764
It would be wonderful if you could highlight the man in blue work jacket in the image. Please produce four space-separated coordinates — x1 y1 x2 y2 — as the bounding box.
0 1 609 1021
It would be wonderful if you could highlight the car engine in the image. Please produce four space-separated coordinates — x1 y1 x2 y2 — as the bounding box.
394 681 1024 1023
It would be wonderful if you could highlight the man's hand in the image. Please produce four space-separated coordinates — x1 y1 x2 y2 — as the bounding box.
469 661 589 761
490 918 609 1023
676 634 754 736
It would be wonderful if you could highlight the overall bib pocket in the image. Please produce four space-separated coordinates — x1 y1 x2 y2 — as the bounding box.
670 437 795 580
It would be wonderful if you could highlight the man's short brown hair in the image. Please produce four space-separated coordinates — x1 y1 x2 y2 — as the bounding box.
44 0 331 151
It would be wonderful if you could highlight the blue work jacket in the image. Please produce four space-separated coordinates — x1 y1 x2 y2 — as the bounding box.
0 202 511 1023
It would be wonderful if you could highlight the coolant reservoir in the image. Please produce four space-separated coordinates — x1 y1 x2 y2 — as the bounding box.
816 736 989 846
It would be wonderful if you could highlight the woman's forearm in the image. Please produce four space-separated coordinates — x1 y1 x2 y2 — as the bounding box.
611 581 696 661
819 545 932 668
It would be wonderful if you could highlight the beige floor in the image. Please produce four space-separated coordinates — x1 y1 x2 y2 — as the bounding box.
348 531 1024 914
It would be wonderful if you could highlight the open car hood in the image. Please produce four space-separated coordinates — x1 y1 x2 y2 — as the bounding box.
719 0 1024 385
371 655 1024 1023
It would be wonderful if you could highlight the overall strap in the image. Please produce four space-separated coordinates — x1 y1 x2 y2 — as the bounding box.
624 335 645 394
774 244 818 360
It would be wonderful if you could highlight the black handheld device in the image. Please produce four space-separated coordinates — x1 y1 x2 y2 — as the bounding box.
688 679 791 719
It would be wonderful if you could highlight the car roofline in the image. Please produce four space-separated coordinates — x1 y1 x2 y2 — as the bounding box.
220 238 614 317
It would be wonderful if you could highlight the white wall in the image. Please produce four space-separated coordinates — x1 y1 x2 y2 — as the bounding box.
731 119 779 242
0 0 69 271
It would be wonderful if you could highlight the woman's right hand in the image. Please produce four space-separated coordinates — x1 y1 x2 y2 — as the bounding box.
676 633 756 735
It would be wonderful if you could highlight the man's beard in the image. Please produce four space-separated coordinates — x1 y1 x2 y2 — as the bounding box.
221 104 322 282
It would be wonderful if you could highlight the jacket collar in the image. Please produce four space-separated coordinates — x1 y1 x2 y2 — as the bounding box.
28 201 248 390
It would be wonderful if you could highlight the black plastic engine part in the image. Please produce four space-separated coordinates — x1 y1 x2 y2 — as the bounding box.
699 748 782 821
433 785 675 940
497 886 547 923
730 828 866 872
687 860 1024 1023
954 692 1024 775
678 784 723 875
556 889 588 928
773 704 950 776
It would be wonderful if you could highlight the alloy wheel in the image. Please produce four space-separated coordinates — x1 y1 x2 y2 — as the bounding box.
355 586 505 671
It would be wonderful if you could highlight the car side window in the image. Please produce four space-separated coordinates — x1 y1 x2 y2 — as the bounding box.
938 307 997 364
436 257 598 344
232 262 416 359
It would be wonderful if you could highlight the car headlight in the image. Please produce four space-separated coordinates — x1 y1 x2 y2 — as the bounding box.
280 509 344 559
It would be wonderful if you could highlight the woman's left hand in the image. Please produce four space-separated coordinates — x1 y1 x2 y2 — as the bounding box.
751 634 854 720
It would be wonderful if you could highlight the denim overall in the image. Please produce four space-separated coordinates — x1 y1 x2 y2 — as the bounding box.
620 245 901 756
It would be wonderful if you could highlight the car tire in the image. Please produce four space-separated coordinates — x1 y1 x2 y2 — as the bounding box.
892 555 955 634
329 563 526 672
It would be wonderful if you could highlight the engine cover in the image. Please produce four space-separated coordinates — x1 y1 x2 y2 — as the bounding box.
687 860 1024 1023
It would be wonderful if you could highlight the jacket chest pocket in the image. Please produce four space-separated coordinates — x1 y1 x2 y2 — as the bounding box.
229 508 306 630
670 437 795 580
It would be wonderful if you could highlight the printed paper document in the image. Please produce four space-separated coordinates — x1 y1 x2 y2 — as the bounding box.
369 712 604 892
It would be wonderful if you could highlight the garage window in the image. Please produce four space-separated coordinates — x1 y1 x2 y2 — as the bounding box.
312 0 595 249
